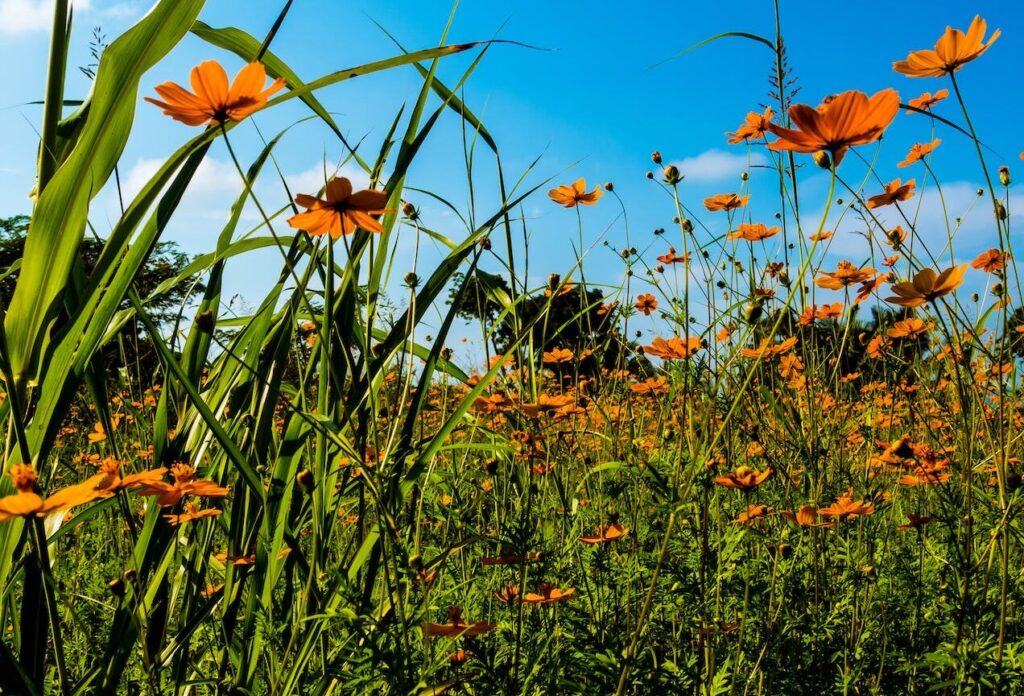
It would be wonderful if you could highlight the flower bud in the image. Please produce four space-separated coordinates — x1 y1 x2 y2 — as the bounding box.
999 166 1011 187
663 165 681 185
296 468 314 493
813 151 831 169
604 181 614 191
995 200 1008 220
651 151 663 164
681 218 694 233
402 201 418 220
740 171 749 181
404 272 419 288
195 309 215 334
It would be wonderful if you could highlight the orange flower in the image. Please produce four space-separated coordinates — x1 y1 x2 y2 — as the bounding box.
815 261 876 290
856 274 890 304
714 465 772 491
780 505 833 528
542 347 574 364
898 140 940 168
886 265 967 307
548 178 603 207
906 89 948 113
727 223 779 242
523 583 575 605
767 89 899 166
494 585 521 604
579 522 629 544
704 193 749 212
733 504 773 525
87 457 168 496
423 606 495 637
136 463 230 507
634 293 658 316
887 317 931 339
656 247 689 264
818 492 875 520
971 248 1009 273
641 336 704 360
885 225 908 248
287 177 393 237
145 60 285 126
630 376 669 396
726 107 773 144
0 465 99 521
866 179 916 209
894 16 1000 77
163 501 222 526
739 336 797 360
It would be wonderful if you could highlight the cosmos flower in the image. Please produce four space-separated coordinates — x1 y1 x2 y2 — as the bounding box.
894 16 1000 77
898 140 941 168
886 265 967 307
727 223 779 242
767 90 899 166
287 177 393 237
548 179 604 207
714 466 773 491
145 60 285 126
704 193 749 212
866 179 916 209
726 106 773 144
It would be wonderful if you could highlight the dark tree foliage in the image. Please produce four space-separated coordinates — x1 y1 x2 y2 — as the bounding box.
449 270 650 374
0 214 203 383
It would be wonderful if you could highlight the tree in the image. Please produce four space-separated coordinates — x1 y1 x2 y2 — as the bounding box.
0 214 204 383
449 269 649 374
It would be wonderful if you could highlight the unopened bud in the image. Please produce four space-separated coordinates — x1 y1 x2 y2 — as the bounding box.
813 151 831 170
402 201 418 220
604 181 614 191
999 166 1011 187
651 151 663 165
196 309 215 334
404 272 419 288
296 469 314 493
663 165 681 185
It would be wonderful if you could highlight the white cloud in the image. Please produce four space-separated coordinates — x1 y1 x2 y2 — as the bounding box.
0 0 89 34
672 149 768 184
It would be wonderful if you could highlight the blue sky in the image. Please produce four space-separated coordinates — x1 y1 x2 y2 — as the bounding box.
0 0 1021 350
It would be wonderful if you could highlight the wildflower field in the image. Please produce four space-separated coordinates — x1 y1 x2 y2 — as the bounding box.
3 1 1024 693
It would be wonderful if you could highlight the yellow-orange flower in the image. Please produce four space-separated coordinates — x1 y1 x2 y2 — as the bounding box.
866 179 916 209
906 89 949 113
145 60 285 126
886 265 967 307
548 179 603 207
579 523 629 544
898 140 940 168
634 293 658 316
523 583 575 605
727 223 779 242
887 317 931 339
423 606 495 637
704 193 749 212
726 107 773 144
714 465 772 491
894 16 1000 77
287 177 393 237
136 463 230 507
819 492 875 520
815 261 876 290
767 90 899 166
0 465 98 521
641 336 703 360
971 248 1009 273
